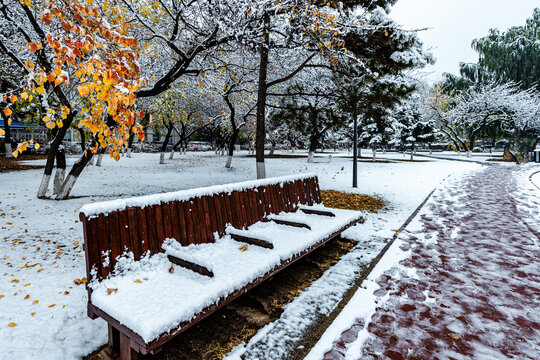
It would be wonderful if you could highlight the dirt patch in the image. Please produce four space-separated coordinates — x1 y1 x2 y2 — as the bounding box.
486 158 510 162
0 155 46 172
321 190 386 213
84 237 359 360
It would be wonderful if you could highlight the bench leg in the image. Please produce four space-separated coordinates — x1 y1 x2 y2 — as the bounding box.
119 332 139 360
99 325 138 360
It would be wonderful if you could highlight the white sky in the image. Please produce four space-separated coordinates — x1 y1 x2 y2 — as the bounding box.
390 0 539 83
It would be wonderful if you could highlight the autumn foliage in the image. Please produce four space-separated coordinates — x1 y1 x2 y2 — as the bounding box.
3 0 145 159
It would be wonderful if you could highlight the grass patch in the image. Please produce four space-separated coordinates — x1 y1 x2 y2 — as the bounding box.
321 190 386 212
0 155 46 172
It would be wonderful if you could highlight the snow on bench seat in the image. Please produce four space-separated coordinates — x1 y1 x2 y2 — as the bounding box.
89 206 362 343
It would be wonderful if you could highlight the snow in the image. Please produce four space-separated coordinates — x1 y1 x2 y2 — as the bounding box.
0 150 479 359
80 172 318 218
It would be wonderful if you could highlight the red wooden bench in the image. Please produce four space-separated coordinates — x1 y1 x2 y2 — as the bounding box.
79 174 363 360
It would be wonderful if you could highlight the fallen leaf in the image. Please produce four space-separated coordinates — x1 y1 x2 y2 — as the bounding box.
169 265 174 274
134 279 141 283
48 304 55 308
30 312 36 316
107 288 117 295
8 322 17 327
238 244 248 252
449 333 460 340
33 300 39 304
24 295 30 300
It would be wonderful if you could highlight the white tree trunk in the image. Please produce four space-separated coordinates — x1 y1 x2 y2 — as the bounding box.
5 143 13 158
291 147 295 153
169 150 175 160
37 174 51 198
159 152 165 164
56 174 77 200
256 161 266 179
96 153 104 167
225 155 233 168
308 151 314 163
127 148 132 158
53 168 65 195
372 148 377 161
467 150 472 158
410 150 414 161
88 156 94 165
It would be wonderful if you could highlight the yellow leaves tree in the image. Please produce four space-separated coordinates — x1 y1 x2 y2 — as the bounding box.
0 0 146 199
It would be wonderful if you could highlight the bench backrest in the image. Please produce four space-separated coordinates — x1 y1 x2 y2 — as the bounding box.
80 174 321 280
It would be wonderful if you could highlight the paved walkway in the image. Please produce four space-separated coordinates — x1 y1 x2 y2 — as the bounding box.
323 166 540 359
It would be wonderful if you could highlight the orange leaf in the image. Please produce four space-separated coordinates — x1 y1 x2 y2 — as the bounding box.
134 279 141 283
48 304 55 308
77 85 90 97
169 265 174 274
12 150 18 159
0 129 4 136
238 244 248 252
3 108 12 117
31 312 36 316
107 288 118 295
10 94 17 103
24 295 30 300
8 322 17 327
28 42 42 53
33 300 39 304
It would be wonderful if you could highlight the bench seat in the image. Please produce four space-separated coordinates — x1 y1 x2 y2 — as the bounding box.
89 204 363 343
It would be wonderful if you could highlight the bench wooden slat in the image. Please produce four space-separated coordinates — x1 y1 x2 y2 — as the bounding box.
137 208 150 255
127 208 141 261
270 218 311 230
117 211 131 256
249 189 259 224
300 208 335 217
154 205 166 252
82 216 100 280
97 214 111 278
229 233 274 249
206 195 218 238
212 194 224 236
201 196 213 242
184 201 196 245
175 201 189 246
108 212 122 270
168 202 181 246
168 255 214 277
145 206 159 254
161 202 173 240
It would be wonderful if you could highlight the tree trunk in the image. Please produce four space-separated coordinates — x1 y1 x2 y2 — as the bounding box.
55 150 94 200
255 13 270 179
37 111 77 198
160 122 174 164
77 128 86 153
224 95 239 169
96 151 104 167
3 113 13 158
410 143 414 161
372 145 377 161
169 150 175 159
53 147 66 195
269 141 276 156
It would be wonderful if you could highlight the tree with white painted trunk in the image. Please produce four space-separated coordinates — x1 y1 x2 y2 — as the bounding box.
0 0 145 199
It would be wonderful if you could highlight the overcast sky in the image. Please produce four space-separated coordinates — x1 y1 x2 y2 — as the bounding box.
390 0 538 83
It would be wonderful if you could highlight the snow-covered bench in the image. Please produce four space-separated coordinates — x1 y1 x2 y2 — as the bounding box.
79 174 363 360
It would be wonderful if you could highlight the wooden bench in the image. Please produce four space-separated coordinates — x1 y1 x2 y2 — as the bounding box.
79 174 363 360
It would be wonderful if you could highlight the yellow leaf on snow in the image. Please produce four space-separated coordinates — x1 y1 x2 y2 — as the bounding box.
107 288 118 295
8 322 17 327
238 244 248 252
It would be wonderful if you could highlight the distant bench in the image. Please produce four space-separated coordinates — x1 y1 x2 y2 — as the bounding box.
79 174 364 360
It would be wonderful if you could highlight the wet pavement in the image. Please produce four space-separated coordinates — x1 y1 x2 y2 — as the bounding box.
323 166 540 359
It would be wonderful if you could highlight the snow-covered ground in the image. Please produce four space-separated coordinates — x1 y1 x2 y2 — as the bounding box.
531 170 540 190
0 151 479 359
